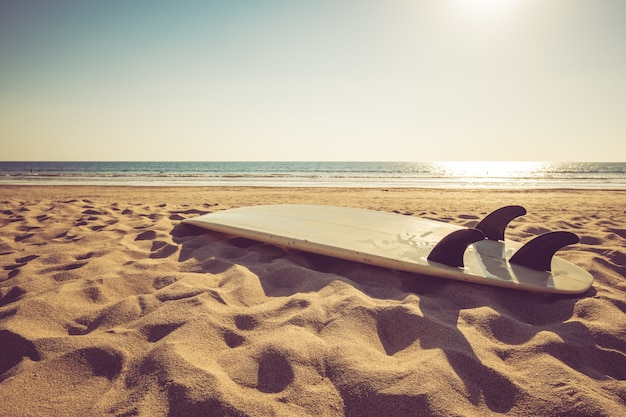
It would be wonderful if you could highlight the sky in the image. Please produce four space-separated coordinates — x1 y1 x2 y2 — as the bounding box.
1 0 625 162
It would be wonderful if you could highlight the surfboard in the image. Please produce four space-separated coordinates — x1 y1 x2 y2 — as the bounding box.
182 205 593 295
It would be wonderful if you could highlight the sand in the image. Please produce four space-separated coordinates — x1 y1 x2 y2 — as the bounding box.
1 186 625 417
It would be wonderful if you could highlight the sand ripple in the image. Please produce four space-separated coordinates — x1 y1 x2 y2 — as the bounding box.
1 190 625 416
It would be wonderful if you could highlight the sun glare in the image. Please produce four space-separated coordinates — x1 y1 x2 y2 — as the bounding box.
436 161 547 186
454 0 521 17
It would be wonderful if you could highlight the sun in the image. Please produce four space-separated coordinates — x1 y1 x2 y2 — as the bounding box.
454 0 521 17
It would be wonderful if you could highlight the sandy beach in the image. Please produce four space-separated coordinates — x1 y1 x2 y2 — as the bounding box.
1 186 625 416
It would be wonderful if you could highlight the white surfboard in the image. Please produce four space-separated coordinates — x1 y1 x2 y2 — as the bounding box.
182 205 593 295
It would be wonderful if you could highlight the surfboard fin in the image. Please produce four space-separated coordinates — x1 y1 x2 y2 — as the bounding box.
427 228 485 268
509 231 579 271
475 205 527 241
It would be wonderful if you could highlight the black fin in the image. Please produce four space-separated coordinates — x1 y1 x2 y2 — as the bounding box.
475 205 527 241
509 231 579 271
427 228 485 268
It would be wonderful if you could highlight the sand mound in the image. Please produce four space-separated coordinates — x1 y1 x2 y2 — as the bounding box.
1 188 625 416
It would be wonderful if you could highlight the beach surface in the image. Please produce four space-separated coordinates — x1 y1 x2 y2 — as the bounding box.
1 186 625 416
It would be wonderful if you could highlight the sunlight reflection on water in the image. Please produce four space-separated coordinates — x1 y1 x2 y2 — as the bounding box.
433 161 549 186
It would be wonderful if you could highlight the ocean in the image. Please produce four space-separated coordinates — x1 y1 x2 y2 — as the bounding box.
1 161 625 189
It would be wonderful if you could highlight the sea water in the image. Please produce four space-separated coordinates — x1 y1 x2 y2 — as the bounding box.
0 161 625 189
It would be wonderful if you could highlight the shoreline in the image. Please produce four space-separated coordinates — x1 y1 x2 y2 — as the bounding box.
2 185 625 214
3 181 626 190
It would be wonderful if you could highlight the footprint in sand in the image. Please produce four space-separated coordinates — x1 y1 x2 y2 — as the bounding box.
523 226 553 236
152 275 180 290
607 228 626 240
0 345 125 415
69 296 146 335
14 233 34 242
256 349 294 393
149 241 178 259
0 330 40 377
580 235 603 245
135 230 157 241
458 214 480 220
16 255 38 263
375 305 423 356
143 322 185 343
45 261 89 282
0 286 26 307
75 252 96 261
2 255 39 282
234 314 259 331
223 329 246 348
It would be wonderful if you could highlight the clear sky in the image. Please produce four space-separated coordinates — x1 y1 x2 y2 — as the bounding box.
1 0 625 161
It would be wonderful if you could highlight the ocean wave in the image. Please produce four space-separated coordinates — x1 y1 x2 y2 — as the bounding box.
1 161 625 189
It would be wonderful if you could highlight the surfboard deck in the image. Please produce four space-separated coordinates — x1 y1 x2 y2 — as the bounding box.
182 205 593 295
